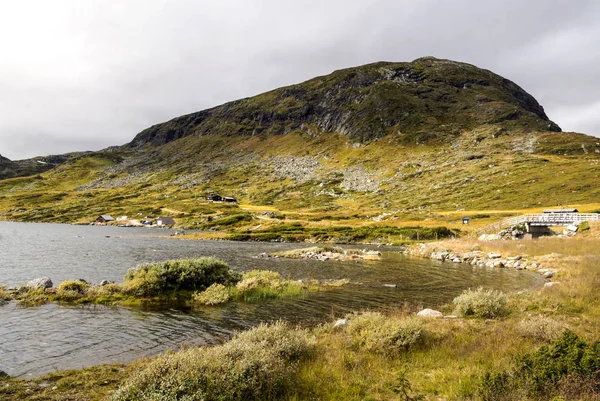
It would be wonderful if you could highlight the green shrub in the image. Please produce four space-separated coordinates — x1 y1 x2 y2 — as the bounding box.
345 312 425 355
516 330 600 396
578 221 590 232
111 321 315 401
453 287 508 318
193 283 232 305
122 257 240 296
478 330 600 400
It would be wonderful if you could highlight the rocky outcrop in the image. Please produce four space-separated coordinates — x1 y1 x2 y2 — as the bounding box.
405 243 556 279
264 247 382 262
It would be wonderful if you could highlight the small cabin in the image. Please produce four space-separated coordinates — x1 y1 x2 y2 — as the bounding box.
462 216 471 225
223 197 237 203
95 215 115 224
543 208 579 214
206 194 222 202
156 216 176 226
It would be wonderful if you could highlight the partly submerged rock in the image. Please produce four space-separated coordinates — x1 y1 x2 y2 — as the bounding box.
26 277 53 290
417 308 443 318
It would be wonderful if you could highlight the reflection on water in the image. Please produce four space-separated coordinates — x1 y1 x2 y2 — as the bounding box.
0 222 541 377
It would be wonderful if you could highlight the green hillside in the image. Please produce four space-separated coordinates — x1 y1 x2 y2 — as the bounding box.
1 57 599 240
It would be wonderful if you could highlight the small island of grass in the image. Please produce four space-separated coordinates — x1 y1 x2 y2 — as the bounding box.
3 257 349 308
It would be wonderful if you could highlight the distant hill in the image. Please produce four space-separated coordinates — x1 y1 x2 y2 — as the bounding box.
0 57 598 229
0 153 89 180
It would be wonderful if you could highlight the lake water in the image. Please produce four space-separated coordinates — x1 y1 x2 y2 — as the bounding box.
0 222 541 377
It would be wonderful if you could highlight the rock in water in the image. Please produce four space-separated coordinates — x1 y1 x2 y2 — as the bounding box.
417 308 443 318
26 277 53 290
0 370 9 378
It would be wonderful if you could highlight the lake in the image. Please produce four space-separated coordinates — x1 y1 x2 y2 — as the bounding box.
0 222 541 377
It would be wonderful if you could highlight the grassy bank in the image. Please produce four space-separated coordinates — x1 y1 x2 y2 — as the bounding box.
2 232 600 400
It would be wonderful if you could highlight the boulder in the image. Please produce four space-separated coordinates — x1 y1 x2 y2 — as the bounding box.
478 234 501 241
543 271 556 279
0 370 9 378
26 277 53 290
333 318 349 328
488 252 502 259
566 224 578 232
544 282 560 288
417 308 443 318
493 261 504 268
382 284 398 288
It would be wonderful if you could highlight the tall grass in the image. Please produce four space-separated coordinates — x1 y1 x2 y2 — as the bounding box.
233 270 308 302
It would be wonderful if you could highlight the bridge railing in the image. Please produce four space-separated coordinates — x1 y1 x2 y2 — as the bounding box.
476 213 599 235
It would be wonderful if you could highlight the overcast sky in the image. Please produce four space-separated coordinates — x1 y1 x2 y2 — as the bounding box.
1 0 599 160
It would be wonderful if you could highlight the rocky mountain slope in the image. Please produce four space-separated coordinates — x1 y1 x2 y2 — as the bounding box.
0 57 598 230
129 57 560 148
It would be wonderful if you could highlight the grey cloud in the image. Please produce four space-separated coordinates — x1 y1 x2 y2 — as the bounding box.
1 0 599 160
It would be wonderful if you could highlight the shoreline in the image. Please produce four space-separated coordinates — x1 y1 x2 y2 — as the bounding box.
2 234 598 400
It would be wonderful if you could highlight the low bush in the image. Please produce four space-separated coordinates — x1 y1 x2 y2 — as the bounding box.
453 287 508 318
193 283 231 305
111 321 315 401
345 312 426 355
122 257 240 296
516 315 565 342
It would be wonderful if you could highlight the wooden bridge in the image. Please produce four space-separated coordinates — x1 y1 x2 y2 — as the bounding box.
477 213 599 235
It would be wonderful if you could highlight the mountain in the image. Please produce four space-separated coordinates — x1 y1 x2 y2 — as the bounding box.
0 153 87 180
129 57 560 148
0 57 599 236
